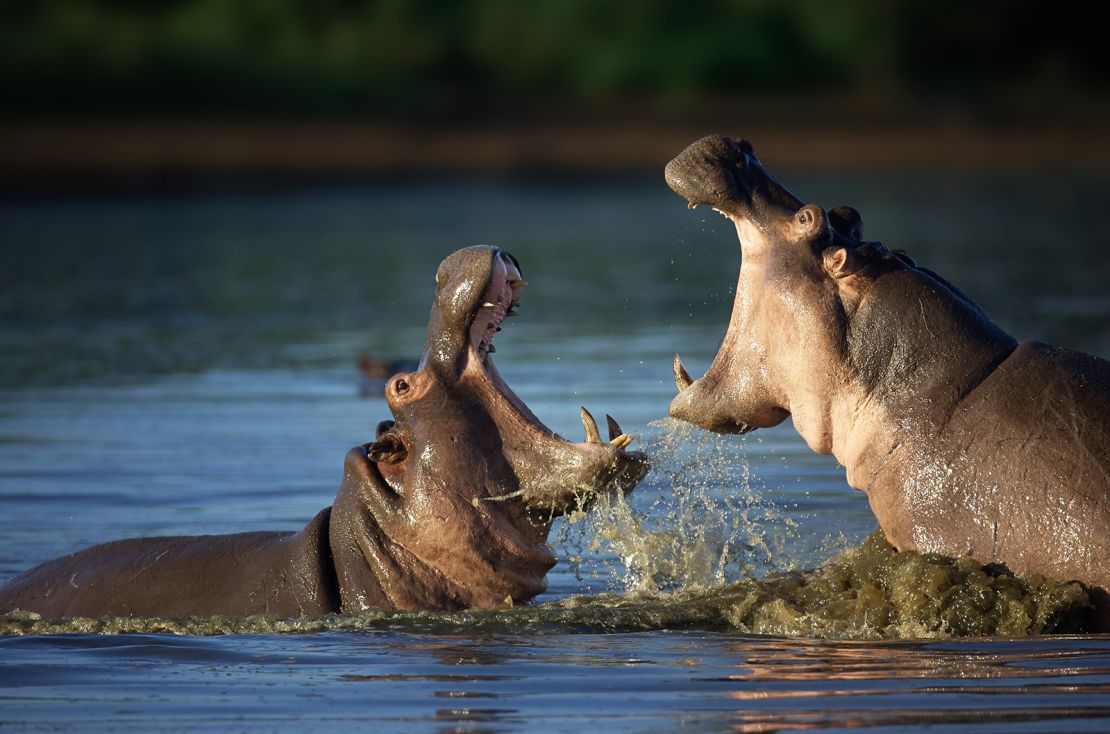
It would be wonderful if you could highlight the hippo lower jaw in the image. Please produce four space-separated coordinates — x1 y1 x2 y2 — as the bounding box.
456 256 648 512
668 356 790 435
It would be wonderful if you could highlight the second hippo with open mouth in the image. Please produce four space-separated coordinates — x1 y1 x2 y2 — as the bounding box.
0 245 647 619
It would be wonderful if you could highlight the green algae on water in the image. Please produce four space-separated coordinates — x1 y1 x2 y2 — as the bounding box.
0 532 1090 638
715 530 1091 639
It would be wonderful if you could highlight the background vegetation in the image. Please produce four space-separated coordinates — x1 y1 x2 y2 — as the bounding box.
2 0 1105 117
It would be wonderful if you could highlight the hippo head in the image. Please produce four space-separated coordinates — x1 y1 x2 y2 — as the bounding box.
332 245 648 612
664 134 911 450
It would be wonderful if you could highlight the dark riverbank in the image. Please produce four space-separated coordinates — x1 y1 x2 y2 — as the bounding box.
4 110 1110 199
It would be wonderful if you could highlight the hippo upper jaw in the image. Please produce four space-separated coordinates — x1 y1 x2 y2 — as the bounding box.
664 134 803 224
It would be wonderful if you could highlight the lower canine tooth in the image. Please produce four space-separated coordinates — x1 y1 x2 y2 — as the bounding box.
580 407 602 444
605 414 622 442
673 353 693 392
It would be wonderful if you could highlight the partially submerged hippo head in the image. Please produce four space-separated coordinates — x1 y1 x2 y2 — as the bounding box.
0 245 646 620
668 135 856 438
664 134 1008 450
332 245 648 611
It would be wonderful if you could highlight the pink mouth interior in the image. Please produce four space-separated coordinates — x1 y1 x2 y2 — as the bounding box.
466 253 554 436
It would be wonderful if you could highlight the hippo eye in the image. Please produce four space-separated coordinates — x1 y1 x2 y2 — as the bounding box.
798 209 813 226
394 377 409 394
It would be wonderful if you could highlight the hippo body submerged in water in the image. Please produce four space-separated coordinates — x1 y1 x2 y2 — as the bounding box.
665 135 1110 626
0 246 646 619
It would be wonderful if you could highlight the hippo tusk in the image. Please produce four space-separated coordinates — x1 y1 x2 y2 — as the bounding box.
605 414 622 442
673 353 693 392
580 407 603 444
508 279 528 288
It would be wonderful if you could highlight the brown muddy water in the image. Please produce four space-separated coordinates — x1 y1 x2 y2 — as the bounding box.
1 174 1109 731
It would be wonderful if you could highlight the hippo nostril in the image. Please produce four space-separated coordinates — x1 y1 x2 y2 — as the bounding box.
376 420 395 439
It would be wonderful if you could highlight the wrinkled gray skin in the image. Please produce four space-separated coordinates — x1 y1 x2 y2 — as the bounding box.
666 134 1110 629
0 246 646 618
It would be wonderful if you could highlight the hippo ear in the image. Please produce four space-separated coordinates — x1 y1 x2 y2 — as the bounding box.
822 246 871 279
791 204 828 243
822 248 850 278
829 206 863 240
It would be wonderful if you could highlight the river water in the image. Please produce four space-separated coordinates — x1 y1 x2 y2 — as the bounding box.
1 172 1109 731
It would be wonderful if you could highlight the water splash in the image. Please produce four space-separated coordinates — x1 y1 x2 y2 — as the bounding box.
1 532 1090 638
556 418 798 594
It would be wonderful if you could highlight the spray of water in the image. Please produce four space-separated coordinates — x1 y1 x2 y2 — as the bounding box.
556 417 799 594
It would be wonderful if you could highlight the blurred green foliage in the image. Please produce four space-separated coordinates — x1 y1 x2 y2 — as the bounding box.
1 0 1105 115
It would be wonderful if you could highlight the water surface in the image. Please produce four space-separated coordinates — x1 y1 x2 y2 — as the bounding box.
1 173 1109 730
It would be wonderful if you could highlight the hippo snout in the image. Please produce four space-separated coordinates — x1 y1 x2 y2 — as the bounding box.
665 134 804 223
669 378 749 435
663 134 750 212
669 354 789 434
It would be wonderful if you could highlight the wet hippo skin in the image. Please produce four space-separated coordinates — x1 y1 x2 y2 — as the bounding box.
0 246 647 618
664 134 1110 629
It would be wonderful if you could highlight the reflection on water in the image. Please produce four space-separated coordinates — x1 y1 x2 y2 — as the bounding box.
2 175 1109 730
1 630 1108 732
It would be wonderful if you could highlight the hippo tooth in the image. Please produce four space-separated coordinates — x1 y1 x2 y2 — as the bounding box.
580 406 603 444
508 279 528 288
610 434 634 450
605 414 622 442
673 353 693 392
482 302 497 308
687 202 698 209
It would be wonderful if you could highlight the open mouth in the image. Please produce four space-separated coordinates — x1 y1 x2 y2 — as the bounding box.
363 246 644 506
468 251 524 368
466 250 637 453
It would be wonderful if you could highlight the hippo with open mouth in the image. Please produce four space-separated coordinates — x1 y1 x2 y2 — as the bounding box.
0 246 647 618
664 134 1110 627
